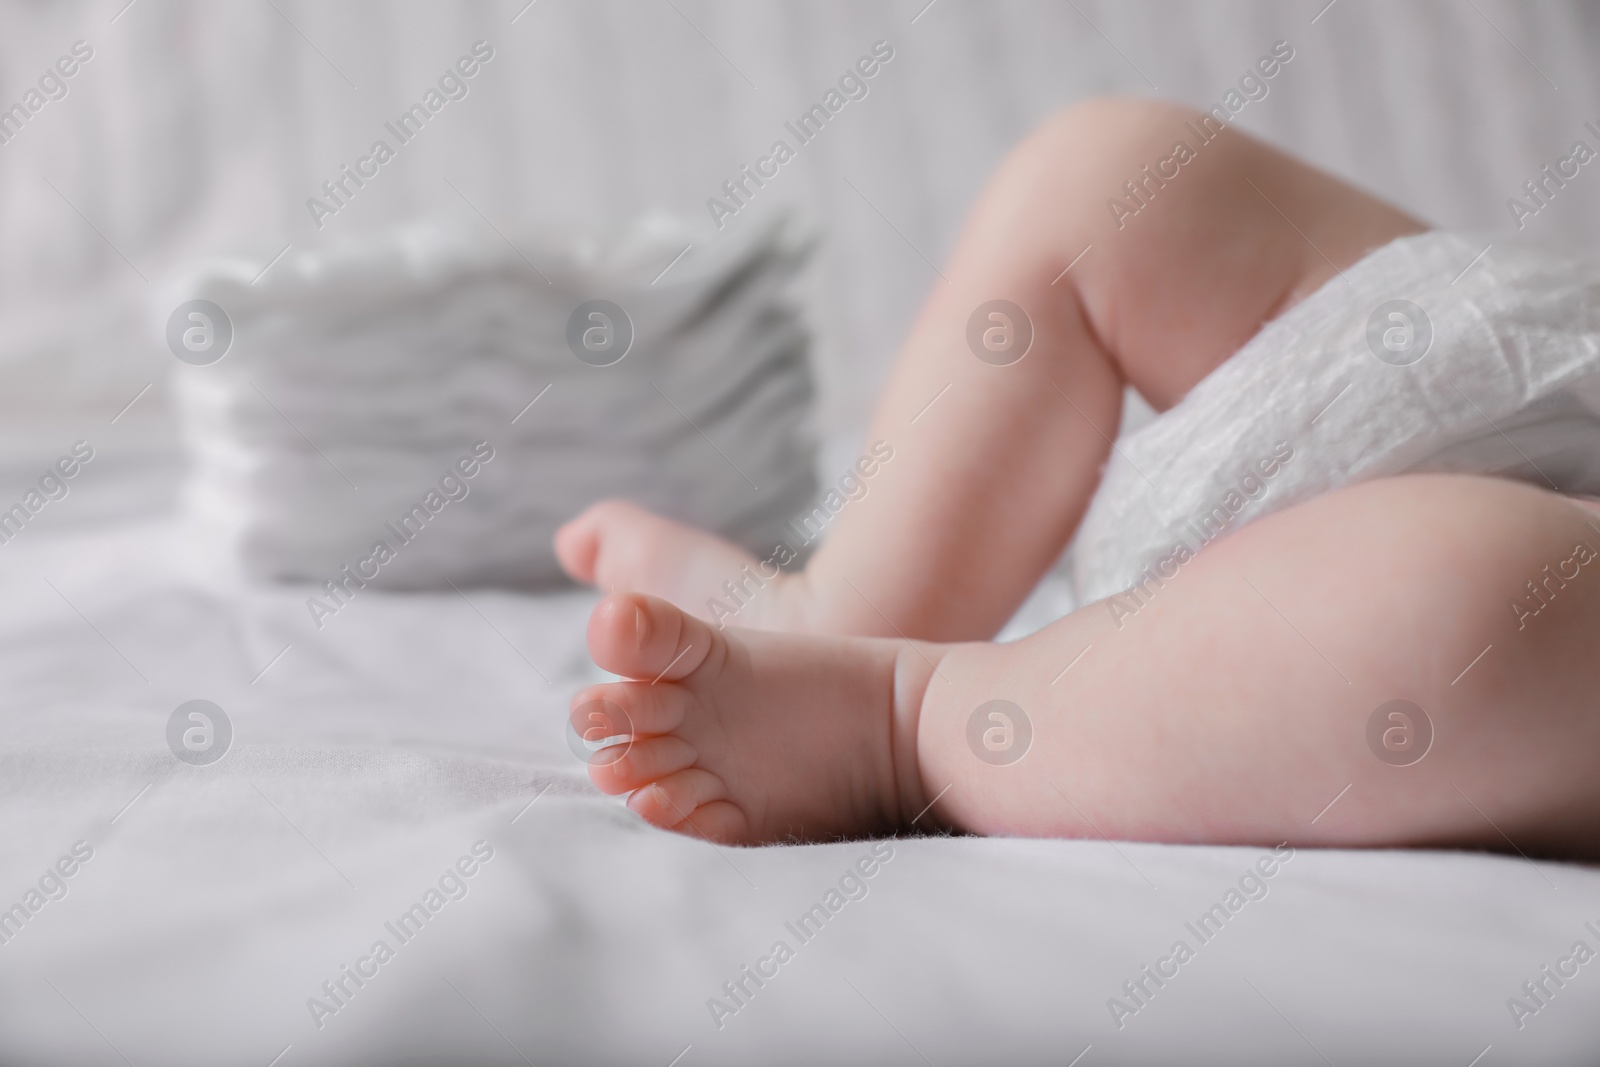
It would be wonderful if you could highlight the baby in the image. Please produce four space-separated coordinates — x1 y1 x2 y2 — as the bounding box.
554 98 1600 857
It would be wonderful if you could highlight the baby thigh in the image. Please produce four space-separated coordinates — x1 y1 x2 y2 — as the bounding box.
926 474 1600 858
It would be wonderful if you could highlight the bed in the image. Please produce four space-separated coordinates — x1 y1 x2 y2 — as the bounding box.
2 2 1599 1063
0 497 1595 1065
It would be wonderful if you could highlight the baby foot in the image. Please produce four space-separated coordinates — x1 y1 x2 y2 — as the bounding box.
570 592 937 844
555 500 813 633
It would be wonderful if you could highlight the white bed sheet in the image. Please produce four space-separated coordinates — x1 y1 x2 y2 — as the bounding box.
0 516 1596 1066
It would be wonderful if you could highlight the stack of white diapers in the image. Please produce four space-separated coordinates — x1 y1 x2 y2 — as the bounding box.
1069 232 1600 604
167 213 818 589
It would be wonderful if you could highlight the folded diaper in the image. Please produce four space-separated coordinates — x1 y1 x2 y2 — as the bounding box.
1068 232 1600 604
166 212 818 589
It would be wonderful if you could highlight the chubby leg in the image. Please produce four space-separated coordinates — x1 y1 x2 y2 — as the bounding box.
574 475 1600 859
558 97 1423 641
921 475 1600 857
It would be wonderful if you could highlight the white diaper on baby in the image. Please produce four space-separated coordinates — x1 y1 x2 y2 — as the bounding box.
1066 231 1600 605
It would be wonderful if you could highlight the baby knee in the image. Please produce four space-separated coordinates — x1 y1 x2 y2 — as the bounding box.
1041 96 1198 143
1011 98 1210 185
980 96 1243 269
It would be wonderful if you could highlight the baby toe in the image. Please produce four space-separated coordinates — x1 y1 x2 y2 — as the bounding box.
553 512 603 583
662 801 751 845
571 682 688 739
587 592 716 683
627 767 736 833
568 693 634 765
589 735 698 794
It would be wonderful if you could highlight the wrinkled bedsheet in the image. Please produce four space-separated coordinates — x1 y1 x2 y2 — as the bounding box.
0 518 1595 1066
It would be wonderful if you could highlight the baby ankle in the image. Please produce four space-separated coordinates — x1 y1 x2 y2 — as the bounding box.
887 641 944 829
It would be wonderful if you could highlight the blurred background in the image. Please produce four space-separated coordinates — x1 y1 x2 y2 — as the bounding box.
2 0 1598 526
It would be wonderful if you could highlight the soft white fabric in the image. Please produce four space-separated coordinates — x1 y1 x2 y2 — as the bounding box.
1 518 1597 1066
1069 233 1600 604
169 213 817 588
5 2 1600 449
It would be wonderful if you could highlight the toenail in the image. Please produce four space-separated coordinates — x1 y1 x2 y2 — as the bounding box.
634 603 651 644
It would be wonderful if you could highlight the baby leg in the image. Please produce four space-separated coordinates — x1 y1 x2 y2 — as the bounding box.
918 475 1600 857
558 97 1422 641
576 475 1600 859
